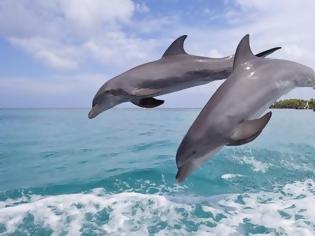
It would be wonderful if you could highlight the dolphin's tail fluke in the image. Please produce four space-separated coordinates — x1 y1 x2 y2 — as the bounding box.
255 47 281 58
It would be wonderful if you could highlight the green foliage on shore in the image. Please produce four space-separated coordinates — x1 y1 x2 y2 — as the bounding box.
271 99 315 110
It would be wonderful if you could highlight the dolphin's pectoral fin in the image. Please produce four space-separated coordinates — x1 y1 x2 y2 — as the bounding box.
132 97 164 108
228 112 272 146
255 47 282 58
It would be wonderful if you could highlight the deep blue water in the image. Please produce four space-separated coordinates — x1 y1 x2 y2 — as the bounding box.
0 109 314 235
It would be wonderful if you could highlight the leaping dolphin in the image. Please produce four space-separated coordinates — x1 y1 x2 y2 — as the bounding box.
175 34 315 183
88 35 280 118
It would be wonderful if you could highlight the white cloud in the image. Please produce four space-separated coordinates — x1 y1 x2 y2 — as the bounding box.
228 0 315 67
135 2 150 13
163 0 315 103
0 0 159 71
1 0 315 72
176 0 315 68
0 0 314 107
82 32 159 68
0 74 107 107
134 16 176 34
57 0 135 30
35 49 78 70
0 74 104 94
0 0 135 36
9 36 81 70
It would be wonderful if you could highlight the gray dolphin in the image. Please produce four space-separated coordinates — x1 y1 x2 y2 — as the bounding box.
88 35 280 118
176 34 315 183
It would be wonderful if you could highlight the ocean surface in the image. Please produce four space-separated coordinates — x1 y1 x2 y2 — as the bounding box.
0 109 314 235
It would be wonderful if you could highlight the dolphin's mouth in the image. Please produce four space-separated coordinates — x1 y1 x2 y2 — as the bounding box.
88 103 115 119
88 107 98 119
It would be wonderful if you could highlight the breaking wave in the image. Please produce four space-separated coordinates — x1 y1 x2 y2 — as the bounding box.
1 180 315 235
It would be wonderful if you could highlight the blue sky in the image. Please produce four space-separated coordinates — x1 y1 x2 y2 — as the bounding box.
0 0 314 108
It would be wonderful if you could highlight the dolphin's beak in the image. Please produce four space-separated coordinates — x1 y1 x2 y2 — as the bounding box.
88 106 100 119
88 95 123 119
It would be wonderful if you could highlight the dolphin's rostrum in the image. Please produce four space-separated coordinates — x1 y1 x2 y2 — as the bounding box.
88 35 281 118
175 34 315 183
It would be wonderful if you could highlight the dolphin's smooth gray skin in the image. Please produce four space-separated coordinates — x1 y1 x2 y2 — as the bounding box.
88 35 281 118
176 34 315 183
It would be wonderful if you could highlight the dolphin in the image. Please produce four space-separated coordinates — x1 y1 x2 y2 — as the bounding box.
175 34 315 183
88 35 281 118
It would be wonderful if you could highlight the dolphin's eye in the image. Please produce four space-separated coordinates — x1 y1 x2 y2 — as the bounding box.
92 90 113 106
192 150 197 155
92 98 97 106
92 94 104 106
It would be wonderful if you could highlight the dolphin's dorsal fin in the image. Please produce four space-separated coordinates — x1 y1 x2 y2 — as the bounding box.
162 35 187 58
255 47 282 58
233 34 256 70
228 112 272 146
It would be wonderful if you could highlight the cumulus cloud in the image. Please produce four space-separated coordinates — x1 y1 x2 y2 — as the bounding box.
232 0 315 67
2 0 315 71
57 0 135 28
9 37 81 70
82 32 158 68
0 0 160 71
170 0 315 101
135 2 150 13
188 0 315 67
0 0 314 107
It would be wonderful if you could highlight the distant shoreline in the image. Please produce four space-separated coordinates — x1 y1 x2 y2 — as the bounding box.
271 99 315 111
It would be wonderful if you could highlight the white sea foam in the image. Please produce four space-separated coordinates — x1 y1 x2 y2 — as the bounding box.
221 173 245 180
235 156 270 173
0 180 315 235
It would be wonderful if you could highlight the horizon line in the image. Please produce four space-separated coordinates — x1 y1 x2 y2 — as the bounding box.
0 107 204 110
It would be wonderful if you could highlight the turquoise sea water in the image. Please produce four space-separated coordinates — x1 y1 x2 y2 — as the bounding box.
0 109 314 235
